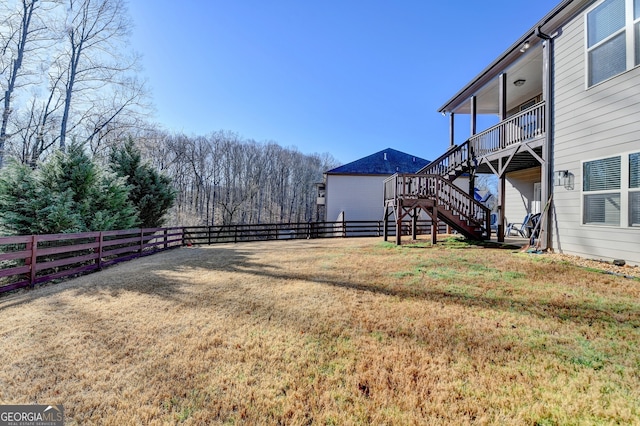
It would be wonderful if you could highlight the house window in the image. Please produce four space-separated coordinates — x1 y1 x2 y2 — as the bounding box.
582 153 640 227
586 0 640 86
583 156 621 225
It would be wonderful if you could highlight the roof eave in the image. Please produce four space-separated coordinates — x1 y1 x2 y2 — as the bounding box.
438 0 586 114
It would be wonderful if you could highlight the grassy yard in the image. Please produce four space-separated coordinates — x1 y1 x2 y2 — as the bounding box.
1 237 639 425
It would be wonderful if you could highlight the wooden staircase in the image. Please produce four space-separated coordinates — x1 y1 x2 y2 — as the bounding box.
384 137 489 240
383 101 548 242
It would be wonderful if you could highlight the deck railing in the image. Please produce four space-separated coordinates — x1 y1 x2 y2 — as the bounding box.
384 173 490 233
470 101 546 157
416 101 546 181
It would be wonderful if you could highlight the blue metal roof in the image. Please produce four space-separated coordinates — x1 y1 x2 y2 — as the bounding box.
326 148 430 175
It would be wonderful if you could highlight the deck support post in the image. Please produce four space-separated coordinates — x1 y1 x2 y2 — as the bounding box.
470 95 477 136
449 112 455 147
499 73 507 121
383 206 389 242
431 206 438 245
499 73 508 150
498 173 506 242
395 200 402 246
412 208 418 240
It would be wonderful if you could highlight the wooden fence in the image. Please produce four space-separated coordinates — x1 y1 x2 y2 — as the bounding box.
0 220 442 295
0 228 183 294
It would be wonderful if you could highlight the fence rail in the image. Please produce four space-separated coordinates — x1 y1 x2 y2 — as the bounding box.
182 220 445 244
0 228 183 294
0 220 444 295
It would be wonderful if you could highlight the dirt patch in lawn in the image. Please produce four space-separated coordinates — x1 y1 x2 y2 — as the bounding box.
1 237 639 424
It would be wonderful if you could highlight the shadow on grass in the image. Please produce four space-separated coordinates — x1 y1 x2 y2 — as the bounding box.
147 244 639 330
3 241 638 332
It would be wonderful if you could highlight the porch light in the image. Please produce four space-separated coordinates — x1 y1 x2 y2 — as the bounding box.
514 79 526 87
554 170 574 189
519 40 530 53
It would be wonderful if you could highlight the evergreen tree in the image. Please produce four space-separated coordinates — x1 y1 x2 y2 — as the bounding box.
40 143 98 204
110 139 175 228
0 161 83 235
83 173 138 231
0 142 138 235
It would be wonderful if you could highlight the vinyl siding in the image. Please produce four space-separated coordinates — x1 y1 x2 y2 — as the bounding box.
326 174 433 225
505 167 541 227
552 5 640 265
325 175 386 222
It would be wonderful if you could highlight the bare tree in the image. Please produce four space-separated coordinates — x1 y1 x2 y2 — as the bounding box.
56 0 137 151
0 0 52 168
0 0 146 166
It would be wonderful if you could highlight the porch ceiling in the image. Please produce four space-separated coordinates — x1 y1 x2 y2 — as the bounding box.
452 46 544 115
438 0 591 117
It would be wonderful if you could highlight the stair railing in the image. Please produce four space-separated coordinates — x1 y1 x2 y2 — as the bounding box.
386 174 490 237
417 140 471 180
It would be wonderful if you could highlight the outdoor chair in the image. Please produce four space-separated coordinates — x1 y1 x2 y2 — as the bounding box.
526 213 542 239
490 213 499 233
506 213 532 237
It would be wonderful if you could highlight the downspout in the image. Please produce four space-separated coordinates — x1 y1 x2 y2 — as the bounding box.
536 26 554 251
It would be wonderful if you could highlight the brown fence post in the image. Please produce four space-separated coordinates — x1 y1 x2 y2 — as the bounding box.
98 232 104 270
163 229 168 250
140 229 144 256
30 235 37 288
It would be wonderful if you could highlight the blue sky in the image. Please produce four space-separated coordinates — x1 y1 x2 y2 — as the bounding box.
128 1 560 164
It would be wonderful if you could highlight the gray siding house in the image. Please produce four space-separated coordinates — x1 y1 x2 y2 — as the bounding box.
386 0 639 264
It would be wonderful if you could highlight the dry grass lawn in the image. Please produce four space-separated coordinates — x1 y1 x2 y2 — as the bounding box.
1 236 639 425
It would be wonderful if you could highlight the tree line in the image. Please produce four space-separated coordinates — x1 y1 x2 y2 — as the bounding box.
135 130 339 227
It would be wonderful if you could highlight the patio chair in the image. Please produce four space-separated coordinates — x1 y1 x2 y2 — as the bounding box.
490 213 499 233
526 213 542 239
506 213 532 237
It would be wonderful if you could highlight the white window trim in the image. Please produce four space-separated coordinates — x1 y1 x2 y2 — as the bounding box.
584 0 640 88
581 151 640 228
